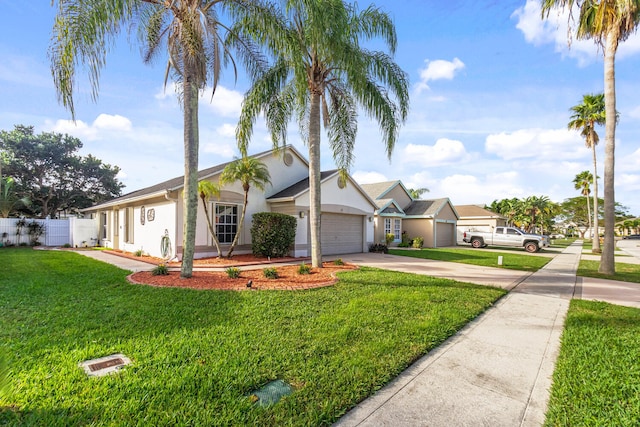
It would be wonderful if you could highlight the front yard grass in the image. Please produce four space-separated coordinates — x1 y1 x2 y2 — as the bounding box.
545 300 640 425
577 260 640 284
0 248 505 426
389 247 550 272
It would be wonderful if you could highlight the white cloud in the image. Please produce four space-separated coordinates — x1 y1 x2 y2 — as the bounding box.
628 105 640 119
352 170 388 184
202 86 244 118
93 114 132 131
48 114 133 141
402 139 471 166
415 58 465 93
485 128 583 160
512 0 640 65
202 142 236 158
216 123 236 138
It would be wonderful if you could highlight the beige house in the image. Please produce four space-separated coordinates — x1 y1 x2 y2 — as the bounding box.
454 204 507 243
360 180 459 248
82 146 377 259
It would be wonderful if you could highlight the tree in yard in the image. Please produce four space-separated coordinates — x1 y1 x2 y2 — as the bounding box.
408 187 429 199
0 125 122 218
233 0 409 267
542 0 640 274
220 155 271 258
49 0 270 278
197 180 224 258
568 93 606 252
573 170 593 239
0 177 30 218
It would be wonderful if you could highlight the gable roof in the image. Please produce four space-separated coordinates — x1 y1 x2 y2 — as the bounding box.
360 181 399 200
455 204 505 219
83 145 307 211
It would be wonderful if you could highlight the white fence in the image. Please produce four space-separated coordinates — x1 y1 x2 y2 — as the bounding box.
0 218 98 247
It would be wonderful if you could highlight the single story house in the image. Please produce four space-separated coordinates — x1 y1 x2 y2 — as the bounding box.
359 180 459 248
82 146 377 259
454 204 507 243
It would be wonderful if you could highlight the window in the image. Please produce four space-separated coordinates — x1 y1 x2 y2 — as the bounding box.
100 212 108 239
124 207 134 243
495 227 504 234
384 218 401 241
215 204 238 244
506 228 520 235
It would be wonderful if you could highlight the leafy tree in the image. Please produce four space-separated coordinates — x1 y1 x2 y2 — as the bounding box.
542 0 640 274
233 0 409 267
0 177 30 218
197 180 224 258
573 170 593 238
220 155 271 258
0 125 122 218
408 187 429 199
559 197 591 238
49 0 270 278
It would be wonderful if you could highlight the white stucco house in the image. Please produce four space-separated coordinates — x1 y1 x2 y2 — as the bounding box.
360 180 459 248
82 146 377 260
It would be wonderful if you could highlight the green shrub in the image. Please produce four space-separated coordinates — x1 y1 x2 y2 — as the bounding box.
333 258 344 266
297 263 311 275
152 264 169 276
62 243 72 248
385 233 395 246
263 267 278 279
368 243 388 254
250 212 297 257
134 249 144 257
412 236 424 249
225 267 241 278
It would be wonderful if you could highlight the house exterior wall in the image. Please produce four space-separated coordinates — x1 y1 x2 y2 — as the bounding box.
118 201 177 259
384 185 412 210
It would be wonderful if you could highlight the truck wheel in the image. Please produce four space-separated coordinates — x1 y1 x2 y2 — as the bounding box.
471 238 483 249
524 242 539 253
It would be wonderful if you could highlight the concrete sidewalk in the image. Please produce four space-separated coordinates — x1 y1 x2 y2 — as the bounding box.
72 249 154 272
335 242 582 427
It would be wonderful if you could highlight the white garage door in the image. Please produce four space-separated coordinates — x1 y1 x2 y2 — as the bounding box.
321 213 364 255
436 223 455 247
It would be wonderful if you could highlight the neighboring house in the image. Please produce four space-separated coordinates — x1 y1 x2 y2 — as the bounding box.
454 204 508 243
360 180 459 248
82 146 376 259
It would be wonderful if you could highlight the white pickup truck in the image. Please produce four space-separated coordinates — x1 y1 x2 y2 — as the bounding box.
462 226 550 253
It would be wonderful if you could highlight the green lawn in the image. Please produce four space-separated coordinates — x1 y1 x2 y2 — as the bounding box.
545 300 640 426
388 247 550 272
577 260 640 284
0 248 505 426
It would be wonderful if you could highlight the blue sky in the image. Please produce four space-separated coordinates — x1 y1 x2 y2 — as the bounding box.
1 1 639 215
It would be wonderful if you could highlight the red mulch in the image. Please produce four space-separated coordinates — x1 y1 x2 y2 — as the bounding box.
128 262 358 291
104 250 305 267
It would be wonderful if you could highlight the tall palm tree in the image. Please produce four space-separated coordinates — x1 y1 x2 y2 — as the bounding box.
568 93 605 252
574 170 593 238
219 156 271 258
408 187 429 199
232 0 409 267
0 177 30 218
49 0 269 278
542 0 640 274
197 180 224 258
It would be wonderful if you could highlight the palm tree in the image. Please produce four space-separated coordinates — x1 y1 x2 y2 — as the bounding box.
219 156 271 258
49 0 269 278
408 187 429 199
574 171 593 238
197 180 224 258
542 0 640 274
0 177 30 218
568 93 606 252
233 0 409 267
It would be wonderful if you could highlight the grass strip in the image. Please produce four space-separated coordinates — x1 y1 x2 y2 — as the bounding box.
545 300 640 426
577 260 640 284
389 247 550 272
0 248 505 426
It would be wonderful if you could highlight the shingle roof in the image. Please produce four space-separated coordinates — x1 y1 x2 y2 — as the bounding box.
267 170 337 200
404 198 450 217
455 204 504 219
359 181 398 200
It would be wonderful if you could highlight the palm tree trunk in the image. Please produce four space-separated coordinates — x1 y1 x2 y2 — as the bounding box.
599 29 618 275
226 188 248 258
180 64 200 279
309 89 323 268
591 143 601 253
200 197 223 257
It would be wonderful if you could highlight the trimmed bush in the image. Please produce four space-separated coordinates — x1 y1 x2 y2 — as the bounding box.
297 263 311 275
333 258 344 266
251 212 296 258
412 236 424 249
152 263 169 276
369 243 388 254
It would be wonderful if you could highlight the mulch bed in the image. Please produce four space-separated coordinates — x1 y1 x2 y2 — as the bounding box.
128 262 358 291
104 250 306 267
